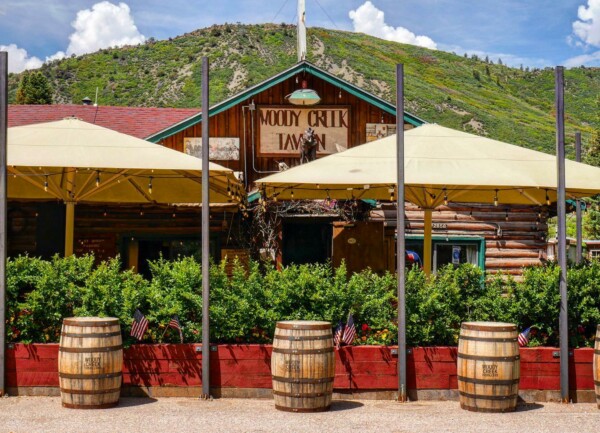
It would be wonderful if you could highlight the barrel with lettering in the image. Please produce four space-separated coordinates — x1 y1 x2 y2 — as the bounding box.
594 325 600 409
58 317 123 409
457 321 520 413
271 320 335 412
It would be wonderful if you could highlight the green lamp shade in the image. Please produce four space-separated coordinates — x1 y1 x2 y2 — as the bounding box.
286 89 321 106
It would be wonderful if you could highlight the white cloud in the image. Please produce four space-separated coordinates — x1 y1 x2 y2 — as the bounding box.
564 50 600 67
0 44 43 73
349 1 437 50
65 1 145 56
572 0 600 47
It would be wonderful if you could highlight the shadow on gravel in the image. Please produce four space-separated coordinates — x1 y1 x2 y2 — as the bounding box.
330 401 365 412
516 403 544 412
117 397 159 408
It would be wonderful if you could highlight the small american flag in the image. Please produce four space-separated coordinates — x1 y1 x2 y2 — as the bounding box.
169 315 184 343
518 327 532 347
333 321 344 348
130 309 149 341
342 313 356 346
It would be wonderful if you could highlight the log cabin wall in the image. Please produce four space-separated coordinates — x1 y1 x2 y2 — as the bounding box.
157 74 412 187
7 201 241 272
370 203 549 277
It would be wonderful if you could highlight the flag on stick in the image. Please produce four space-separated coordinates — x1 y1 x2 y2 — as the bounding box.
169 315 184 343
333 321 344 348
518 326 532 347
342 313 356 346
130 309 149 341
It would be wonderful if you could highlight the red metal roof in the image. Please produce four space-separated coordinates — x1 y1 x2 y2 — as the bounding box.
8 104 200 139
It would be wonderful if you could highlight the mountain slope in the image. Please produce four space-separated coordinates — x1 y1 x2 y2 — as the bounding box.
8 24 600 155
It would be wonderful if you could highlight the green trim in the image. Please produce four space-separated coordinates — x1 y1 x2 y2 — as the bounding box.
406 235 486 271
146 61 425 143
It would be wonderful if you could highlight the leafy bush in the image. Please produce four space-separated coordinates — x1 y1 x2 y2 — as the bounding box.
5 255 600 347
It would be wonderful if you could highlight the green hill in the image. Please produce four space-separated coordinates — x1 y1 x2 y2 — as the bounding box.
8 23 600 155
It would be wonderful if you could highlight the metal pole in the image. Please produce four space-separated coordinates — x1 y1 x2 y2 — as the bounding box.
555 66 569 402
575 132 582 264
201 56 211 399
0 51 8 397
396 63 407 402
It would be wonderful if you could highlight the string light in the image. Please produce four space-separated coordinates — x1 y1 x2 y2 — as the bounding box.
494 189 499 207
139 208 144 216
103 208 108 217
545 190 550 206
469 209 473 217
227 180 231 196
95 171 100 187
505 209 509 221
290 189 294 199
443 189 448 206
44 176 49 192
148 177 153 195
338 88 342 99
390 188 395 202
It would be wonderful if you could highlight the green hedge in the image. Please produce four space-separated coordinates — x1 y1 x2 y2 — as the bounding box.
5 255 600 347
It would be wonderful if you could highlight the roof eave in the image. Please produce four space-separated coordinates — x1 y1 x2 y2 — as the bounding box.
146 60 425 143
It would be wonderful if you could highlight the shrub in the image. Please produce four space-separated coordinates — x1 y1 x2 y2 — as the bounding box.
5 255 600 348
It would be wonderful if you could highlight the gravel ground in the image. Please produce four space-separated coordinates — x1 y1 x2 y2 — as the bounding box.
1 397 600 433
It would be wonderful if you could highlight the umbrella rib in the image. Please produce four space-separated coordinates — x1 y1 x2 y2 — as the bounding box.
9 167 65 201
176 170 233 199
76 169 129 201
126 176 156 203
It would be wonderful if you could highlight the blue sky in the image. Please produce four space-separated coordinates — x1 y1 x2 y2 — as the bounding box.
1 0 599 73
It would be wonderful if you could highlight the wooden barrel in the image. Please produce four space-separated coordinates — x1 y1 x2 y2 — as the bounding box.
58 317 123 409
457 321 520 413
271 320 335 412
594 325 600 409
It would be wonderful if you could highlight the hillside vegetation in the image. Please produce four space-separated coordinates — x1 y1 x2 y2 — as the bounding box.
8 24 600 155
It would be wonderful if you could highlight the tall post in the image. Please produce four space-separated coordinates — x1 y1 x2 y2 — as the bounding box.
201 56 211 399
555 66 569 402
396 63 407 402
575 132 582 264
423 209 433 276
64 202 75 256
297 0 307 62
0 51 8 396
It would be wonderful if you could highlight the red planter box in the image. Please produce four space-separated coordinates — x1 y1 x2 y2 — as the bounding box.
6 344 595 391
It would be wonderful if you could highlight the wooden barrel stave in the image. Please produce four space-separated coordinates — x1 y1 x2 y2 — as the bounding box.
594 325 600 409
271 321 334 412
59 317 123 409
457 322 520 413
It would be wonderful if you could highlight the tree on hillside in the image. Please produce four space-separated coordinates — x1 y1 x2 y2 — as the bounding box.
584 96 600 239
15 72 53 105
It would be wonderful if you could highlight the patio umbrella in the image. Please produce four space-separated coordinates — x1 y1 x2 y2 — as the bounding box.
7 117 242 255
256 123 600 273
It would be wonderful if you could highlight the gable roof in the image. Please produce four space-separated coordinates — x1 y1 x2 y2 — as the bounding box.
8 104 200 139
146 60 426 143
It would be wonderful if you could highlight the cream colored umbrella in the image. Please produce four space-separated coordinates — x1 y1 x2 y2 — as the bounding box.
257 123 600 273
8 117 242 256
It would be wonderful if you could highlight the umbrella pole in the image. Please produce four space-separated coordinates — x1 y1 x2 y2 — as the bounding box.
423 209 433 276
0 51 8 396
64 202 75 257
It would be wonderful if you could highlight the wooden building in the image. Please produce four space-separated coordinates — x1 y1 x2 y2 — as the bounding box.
8 61 550 276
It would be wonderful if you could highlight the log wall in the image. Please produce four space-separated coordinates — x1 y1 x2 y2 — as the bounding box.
370 202 549 276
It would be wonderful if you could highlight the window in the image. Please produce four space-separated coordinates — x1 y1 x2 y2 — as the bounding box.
591 250 600 261
406 236 485 272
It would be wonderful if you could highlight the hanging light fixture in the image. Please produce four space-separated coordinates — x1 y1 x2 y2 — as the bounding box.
286 79 320 106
